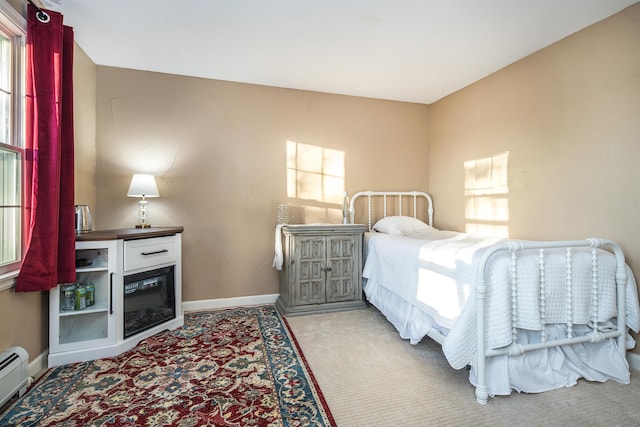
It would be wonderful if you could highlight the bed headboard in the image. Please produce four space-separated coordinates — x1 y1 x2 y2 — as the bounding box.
349 191 434 231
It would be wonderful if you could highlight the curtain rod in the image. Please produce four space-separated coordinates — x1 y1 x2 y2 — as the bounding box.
27 0 50 23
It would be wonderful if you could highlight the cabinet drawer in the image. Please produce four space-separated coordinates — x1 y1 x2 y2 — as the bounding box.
124 236 177 271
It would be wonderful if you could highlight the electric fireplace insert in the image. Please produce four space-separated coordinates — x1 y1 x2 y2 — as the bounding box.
123 265 176 338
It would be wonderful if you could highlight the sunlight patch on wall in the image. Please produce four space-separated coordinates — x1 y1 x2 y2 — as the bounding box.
287 140 345 204
464 152 509 237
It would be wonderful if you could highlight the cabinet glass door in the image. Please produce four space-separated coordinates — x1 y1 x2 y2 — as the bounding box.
51 241 116 353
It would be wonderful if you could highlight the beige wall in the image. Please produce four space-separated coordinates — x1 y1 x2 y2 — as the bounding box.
93 68 429 301
74 44 97 212
428 5 640 345
0 290 48 362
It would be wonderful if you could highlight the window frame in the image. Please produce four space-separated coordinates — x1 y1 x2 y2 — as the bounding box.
0 0 26 287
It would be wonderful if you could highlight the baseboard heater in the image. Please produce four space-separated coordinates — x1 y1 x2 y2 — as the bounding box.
0 346 30 409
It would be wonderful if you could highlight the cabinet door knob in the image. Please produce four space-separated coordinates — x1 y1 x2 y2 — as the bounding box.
321 266 332 272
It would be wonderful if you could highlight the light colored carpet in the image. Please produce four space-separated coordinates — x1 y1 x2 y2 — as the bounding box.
286 306 640 427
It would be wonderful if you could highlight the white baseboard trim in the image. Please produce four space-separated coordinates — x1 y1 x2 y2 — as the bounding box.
182 294 279 313
628 352 640 372
29 350 48 379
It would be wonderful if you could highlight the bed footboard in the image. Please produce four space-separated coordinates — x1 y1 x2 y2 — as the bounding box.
473 238 628 405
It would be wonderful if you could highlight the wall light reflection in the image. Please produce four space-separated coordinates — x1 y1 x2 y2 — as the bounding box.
287 140 345 204
464 152 509 237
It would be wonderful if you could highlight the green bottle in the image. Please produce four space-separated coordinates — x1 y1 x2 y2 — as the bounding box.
74 283 86 310
85 282 95 306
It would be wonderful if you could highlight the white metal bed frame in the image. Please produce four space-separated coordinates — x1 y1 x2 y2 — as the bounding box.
349 190 434 230
350 190 629 404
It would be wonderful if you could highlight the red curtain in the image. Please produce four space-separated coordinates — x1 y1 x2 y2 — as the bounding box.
16 6 75 292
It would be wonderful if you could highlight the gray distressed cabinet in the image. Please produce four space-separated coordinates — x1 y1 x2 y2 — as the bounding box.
276 224 367 315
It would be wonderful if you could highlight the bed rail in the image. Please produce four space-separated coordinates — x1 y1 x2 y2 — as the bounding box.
349 190 434 231
473 238 628 404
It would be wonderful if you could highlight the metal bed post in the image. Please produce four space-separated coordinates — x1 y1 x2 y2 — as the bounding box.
475 272 490 405
594 239 628 354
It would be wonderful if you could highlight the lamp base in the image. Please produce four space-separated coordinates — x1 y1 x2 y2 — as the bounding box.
135 224 152 229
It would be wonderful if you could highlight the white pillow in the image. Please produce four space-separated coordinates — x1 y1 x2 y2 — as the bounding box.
373 216 434 235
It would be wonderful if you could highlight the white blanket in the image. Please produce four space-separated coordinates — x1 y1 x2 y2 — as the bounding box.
363 230 640 370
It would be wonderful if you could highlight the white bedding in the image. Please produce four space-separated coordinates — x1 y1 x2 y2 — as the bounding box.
363 230 640 393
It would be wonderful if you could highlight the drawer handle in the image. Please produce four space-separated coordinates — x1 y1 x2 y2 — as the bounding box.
141 249 169 256
109 273 114 315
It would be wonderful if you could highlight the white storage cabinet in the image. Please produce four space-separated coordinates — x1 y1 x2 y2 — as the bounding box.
48 228 183 367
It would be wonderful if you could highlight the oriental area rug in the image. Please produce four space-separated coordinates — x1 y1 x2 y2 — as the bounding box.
0 305 336 427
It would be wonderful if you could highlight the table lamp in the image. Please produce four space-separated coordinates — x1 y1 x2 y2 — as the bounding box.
127 174 159 228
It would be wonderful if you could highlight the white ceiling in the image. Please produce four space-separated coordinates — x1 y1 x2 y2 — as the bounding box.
42 0 638 104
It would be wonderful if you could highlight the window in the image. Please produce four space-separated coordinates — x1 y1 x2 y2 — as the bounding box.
0 2 26 278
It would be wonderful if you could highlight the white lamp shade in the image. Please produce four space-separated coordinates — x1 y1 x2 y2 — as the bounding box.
127 174 159 197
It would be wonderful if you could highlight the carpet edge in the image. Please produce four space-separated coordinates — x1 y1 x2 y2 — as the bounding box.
279 310 338 427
